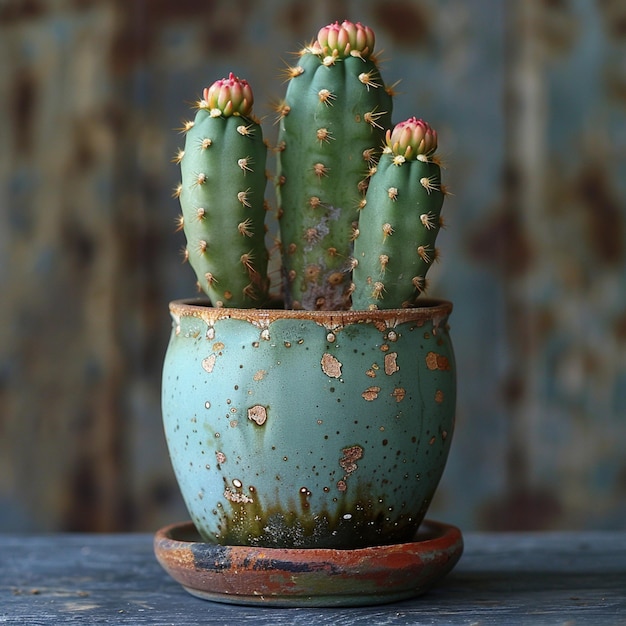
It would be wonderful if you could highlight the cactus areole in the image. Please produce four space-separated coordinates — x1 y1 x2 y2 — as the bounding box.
163 21 458 576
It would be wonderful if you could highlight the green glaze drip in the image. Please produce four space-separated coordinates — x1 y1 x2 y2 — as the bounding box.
206 481 435 549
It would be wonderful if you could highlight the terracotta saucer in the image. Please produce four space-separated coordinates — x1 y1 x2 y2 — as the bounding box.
154 520 463 607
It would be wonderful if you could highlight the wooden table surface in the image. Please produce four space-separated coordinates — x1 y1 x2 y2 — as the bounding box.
1 529 625 624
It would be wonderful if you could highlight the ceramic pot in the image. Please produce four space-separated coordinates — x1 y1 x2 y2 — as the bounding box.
162 299 456 549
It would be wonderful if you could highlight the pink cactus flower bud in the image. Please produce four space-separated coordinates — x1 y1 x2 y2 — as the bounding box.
385 117 438 159
203 73 254 117
317 20 375 58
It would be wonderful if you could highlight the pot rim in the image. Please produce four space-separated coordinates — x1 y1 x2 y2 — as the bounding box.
169 298 453 331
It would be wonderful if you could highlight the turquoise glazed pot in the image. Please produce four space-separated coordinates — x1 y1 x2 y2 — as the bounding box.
162 299 456 549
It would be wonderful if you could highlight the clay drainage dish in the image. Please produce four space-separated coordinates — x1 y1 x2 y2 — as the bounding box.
154 519 463 607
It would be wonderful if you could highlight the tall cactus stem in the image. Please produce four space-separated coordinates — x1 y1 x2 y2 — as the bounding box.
276 20 394 310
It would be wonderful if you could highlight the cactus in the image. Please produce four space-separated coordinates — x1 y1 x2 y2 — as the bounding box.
351 118 446 309
174 22 448 312
275 20 393 310
166 22 455 559
176 73 270 307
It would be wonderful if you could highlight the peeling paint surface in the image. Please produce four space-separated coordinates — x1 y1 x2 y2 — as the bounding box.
361 386 382 401
201 354 217 373
385 352 400 375
426 352 451 371
247 405 268 426
320 353 342 379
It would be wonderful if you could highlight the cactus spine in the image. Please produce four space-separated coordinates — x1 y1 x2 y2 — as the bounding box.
275 21 393 310
351 118 445 309
177 73 269 307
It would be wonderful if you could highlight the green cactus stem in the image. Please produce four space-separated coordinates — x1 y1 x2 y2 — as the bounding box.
276 20 393 310
351 117 446 310
176 73 270 307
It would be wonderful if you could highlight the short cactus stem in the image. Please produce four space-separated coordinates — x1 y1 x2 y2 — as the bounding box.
351 117 446 310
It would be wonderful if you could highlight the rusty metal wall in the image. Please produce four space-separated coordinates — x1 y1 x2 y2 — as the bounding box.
0 0 624 532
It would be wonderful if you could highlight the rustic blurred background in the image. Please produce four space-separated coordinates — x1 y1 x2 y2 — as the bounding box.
1 0 625 533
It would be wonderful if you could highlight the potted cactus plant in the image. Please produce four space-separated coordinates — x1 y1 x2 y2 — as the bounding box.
156 20 462 606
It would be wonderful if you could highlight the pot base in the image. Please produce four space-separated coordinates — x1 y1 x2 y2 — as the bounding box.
154 519 463 607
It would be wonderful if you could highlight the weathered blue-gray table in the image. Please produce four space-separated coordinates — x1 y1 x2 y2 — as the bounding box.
1 530 624 624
